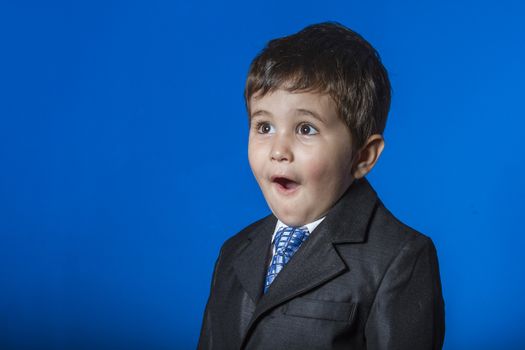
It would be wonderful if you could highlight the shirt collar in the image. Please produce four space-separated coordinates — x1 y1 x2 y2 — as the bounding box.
271 216 326 243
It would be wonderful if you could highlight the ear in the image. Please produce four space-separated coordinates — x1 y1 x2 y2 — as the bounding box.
352 134 385 179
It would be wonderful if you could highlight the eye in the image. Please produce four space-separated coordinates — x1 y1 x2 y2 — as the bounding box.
256 121 275 134
297 123 319 135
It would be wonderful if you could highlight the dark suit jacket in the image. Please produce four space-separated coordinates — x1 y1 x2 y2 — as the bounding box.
198 178 445 349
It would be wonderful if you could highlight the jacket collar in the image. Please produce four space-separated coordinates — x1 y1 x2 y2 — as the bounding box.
320 177 379 244
232 213 276 304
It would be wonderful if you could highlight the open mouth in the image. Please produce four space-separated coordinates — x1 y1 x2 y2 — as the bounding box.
271 176 299 193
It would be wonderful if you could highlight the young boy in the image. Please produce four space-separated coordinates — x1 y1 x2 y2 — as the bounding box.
198 22 445 349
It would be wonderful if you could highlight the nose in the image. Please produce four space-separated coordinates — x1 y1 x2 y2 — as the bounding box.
270 134 293 162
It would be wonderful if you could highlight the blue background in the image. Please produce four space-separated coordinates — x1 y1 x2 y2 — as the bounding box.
1 0 524 349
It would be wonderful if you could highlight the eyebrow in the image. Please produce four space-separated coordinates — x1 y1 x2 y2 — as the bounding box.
250 109 272 119
295 108 326 124
250 108 326 124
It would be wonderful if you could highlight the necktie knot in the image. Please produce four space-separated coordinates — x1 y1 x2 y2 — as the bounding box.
273 226 309 256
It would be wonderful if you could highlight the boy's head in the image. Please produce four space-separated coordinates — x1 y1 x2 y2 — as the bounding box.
245 22 390 227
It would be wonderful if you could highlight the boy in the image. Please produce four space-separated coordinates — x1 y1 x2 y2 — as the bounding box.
198 22 445 349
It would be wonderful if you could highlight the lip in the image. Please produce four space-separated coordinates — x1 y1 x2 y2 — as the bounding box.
270 175 300 195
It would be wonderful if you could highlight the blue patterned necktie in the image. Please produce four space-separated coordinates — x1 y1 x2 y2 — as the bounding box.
264 226 310 293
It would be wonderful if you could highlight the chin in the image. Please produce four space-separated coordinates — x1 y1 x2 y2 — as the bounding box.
272 210 307 228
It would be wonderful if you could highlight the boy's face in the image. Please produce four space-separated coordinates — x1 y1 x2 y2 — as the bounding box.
248 89 355 227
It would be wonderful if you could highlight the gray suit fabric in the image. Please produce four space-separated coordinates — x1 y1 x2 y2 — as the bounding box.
198 178 445 349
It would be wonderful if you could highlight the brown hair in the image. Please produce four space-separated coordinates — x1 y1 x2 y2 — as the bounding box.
245 22 391 149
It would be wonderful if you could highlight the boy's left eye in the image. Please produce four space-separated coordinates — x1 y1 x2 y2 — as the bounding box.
297 123 319 135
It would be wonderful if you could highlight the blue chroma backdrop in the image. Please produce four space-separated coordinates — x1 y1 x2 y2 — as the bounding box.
1 0 524 348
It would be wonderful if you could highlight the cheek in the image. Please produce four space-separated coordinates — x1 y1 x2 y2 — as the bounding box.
248 140 266 176
301 149 352 190
305 159 327 181
302 156 334 189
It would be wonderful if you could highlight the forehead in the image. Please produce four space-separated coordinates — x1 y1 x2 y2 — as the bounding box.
248 89 338 118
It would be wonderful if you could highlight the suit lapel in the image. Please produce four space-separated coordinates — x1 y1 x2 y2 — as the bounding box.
240 178 379 347
232 214 276 304
252 224 348 319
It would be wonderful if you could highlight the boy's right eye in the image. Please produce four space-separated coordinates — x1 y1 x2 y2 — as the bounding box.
256 122 275 134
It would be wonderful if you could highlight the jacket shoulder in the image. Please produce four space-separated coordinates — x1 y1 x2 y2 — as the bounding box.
367 200 437 259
